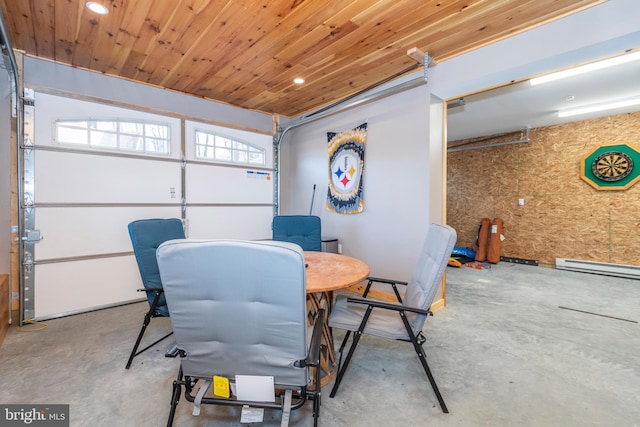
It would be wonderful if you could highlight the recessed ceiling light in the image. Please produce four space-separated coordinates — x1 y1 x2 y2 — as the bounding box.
565 95 575 101
293 78 305 85
86 2 109 15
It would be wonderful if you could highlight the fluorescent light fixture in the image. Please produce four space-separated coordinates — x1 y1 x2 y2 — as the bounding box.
530 51 640 86
86 2 109 14
293 77 305 84
558 97 640 118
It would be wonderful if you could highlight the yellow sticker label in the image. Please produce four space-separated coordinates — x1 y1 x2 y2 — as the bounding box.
213 376 230 398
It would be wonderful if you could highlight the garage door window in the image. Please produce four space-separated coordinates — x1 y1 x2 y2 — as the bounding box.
55 119 170 155
195 130 265 166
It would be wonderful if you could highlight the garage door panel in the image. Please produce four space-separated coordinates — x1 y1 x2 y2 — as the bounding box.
187 206 273 241
35 151 181 203
185 164 273 204
34 256 142 320
35 207 182 260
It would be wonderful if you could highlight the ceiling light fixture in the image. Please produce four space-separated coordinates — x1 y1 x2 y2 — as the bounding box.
558 96 640 118
86 2 109 15
530 50 640 86
293 78 305 85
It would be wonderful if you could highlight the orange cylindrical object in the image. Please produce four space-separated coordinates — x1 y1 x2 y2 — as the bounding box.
487 218 503 264
475 218 491 261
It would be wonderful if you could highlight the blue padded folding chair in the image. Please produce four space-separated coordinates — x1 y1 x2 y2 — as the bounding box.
272 215 322 251
125 218 185 369
158 239 323 427
328 223 457 413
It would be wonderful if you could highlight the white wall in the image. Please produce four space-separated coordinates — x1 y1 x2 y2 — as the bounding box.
280 0 640 281
281 86 432 280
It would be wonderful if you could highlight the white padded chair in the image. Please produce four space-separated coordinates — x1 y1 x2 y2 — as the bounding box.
328 223 457 413
157 239 323 427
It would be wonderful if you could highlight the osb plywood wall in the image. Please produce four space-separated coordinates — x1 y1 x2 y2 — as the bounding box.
447 111 640 266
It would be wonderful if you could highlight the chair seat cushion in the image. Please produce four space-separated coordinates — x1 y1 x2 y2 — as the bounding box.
128 218 185 310
329 295 424 341
272 215 322 252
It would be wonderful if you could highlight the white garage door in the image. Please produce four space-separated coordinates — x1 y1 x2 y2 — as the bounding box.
23 91 274 320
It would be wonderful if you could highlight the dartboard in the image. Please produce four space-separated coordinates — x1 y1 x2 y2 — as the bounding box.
591 151 634 182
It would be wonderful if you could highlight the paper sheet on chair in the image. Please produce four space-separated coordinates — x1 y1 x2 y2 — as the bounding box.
240 406 265 423
235 375 275 402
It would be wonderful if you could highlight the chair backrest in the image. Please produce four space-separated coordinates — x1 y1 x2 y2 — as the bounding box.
272 215 322 251
156 239 309 387
404 224 457 332
128 218 185 313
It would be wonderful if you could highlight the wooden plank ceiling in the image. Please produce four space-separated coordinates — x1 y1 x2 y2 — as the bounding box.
0 0 605 117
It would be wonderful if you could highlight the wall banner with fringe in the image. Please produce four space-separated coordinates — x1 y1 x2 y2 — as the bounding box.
326 123 367 214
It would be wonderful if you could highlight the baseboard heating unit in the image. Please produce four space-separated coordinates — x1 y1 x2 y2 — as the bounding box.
556 258 640 279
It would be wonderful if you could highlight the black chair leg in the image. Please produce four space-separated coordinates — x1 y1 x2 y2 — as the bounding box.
126 291 172 369
413 342 448 413
398 312 449 414
313 396 319 427
313 357 321 426
166 367 183 427
330 307 374 398
334 330 352 373
329 330 363 398
125 308 153 369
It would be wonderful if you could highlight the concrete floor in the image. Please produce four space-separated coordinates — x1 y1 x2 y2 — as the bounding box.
1 263 638 426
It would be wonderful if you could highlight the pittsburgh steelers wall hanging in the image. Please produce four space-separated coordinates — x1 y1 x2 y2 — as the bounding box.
580 142 640 190
326 123 367 214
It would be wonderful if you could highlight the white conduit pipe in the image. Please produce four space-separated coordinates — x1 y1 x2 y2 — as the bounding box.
447 128 530 153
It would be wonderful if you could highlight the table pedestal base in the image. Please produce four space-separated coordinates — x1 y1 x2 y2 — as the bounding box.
307 291 336 388
303 251 370 389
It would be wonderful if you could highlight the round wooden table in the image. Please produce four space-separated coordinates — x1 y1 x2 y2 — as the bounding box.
304 251 369 387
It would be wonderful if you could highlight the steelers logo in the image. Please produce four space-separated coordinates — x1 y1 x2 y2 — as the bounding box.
331 151 360 194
